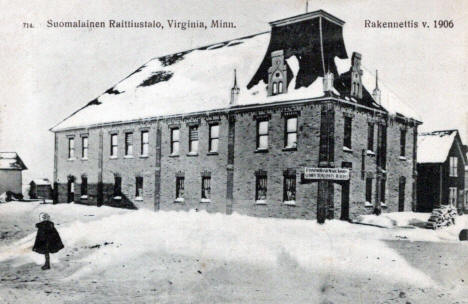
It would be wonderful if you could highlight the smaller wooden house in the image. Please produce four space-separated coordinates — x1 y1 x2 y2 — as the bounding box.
29 179 52 199
0 152 27 195
417 130 466 212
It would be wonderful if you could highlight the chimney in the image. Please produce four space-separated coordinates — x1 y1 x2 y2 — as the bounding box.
323 71 334 94
372 70 381 104
350 52 363 99
230 69 240 106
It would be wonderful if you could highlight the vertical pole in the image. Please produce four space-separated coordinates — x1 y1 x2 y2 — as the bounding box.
53 132 59 204
226 115 235 215
97 128 104 206
154 122 162 211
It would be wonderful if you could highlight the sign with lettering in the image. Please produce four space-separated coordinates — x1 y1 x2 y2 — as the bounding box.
304 167 350 180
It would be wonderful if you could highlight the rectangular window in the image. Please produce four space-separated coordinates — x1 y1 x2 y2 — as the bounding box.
255 175 267 201
201 176 211 200
110 134 118 157
344 117 352 149
171 128 180 155
449 156 458 177
189 126 199 154
365 178 372 203
141 130 149 156
135 176 143 199
125 132 133 156
209 124 219 152
367 123 374 152
257 120 269 150
400 129 406 157
380 180 386 204
283 174 296 202
81 176 88 196
113 176 122 197
449 187 457 206
82 136 88 159
176 176 185 199
68 137 75 159
285 117 298 148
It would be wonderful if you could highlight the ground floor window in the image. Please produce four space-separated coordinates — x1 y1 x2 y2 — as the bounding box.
135 176 143 199
365 178 372 204
114 175 122 198
283 173 296 202
176 176 185 200
255 174 267 201
201 176 211 200
449 187 457 206
380 180 386 205
81 176 88 198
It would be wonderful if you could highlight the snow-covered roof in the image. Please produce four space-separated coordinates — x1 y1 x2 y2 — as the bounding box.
51 12 420 132
417 130 457 164
0 152 27 170
31 178 51 186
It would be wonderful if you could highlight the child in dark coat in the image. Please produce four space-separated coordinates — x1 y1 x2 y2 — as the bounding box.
33 213 64 270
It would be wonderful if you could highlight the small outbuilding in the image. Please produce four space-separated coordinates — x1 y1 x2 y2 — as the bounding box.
0 152 27 195
29 178 52 199
417 130 466 212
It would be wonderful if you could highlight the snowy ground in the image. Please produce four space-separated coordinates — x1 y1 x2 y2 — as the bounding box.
0 202 467 303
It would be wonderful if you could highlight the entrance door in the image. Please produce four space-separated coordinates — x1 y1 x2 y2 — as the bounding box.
398 177 406 212
67 177 75 203
341 181 350 220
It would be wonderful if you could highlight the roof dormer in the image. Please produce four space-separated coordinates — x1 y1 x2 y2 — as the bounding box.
268 50 287 96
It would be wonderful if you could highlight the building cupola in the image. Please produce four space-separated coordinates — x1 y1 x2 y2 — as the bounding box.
268 50 287 96
350 52 363 99
372 70 381 104
230 69 240 106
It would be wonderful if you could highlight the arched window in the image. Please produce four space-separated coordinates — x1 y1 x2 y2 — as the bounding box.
273 82 278 95
278 82 283 93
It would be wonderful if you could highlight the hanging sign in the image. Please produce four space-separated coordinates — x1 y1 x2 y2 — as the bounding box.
304 167 349 180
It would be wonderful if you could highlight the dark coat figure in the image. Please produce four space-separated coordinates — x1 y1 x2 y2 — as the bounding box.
33 213 64 270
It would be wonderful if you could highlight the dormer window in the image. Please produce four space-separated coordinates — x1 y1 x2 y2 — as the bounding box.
268 50 287 96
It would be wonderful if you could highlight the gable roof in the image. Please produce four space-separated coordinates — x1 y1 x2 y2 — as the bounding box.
417 130 464 164
50 11 420 132
0 152 27 170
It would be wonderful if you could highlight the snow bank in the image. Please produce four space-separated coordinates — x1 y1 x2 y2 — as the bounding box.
0 205 441 288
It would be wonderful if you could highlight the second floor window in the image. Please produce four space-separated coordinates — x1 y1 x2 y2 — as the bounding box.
141 131 149 156
82 136 88 159
449 156 458 177
135 176 143 198
255 174 267 201
367 123 374 152
344 117 352 149
400 129 406 157
110 134 118 157
68 137 75 159
171 128 180 155
209 124 219 152
285 117 297 149
257 120 269 150
125 132 133 156
189 126 199 154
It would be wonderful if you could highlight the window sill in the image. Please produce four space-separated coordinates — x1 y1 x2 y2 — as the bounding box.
343 147 353 153
135 197 143 201
124 155 134 159
113 196 122 200
186 152 199 157
67 158 76 161
109 156 118 159
399 156 407 161
80 195 88 200
207 151 219 156
366 150 375 156
200 198 211 203
169 154 179 158
255 200 267 205
283 200 296 206
254 149 269 153
81 157 89 161
282 147 297 152
364 201 373 207
139 155 149 158
174 198 185 203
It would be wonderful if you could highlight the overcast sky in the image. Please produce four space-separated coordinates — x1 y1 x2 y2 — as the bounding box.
0 0 466 182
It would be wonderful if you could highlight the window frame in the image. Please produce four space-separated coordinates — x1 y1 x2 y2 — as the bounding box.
449 156 458 177
284 116 298 149
201 176 211 200
283 173 296 202
400 129 406 157
367 123 374 152
68 137 75 159
125 132 133 156
110 133 118 157
188 125 199 154
255 173 267 202
81 136 88 159
81 176 88 197
176 176 185 200
135 176 143 199
208 123 220 153
113 175 122 198
256 120 269 151
365 177 373 204
343 116 352 149
140 130 149 156
170 128 180 155
449 187 457 206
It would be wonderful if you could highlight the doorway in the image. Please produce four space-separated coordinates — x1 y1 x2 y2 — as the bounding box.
67 176 75 203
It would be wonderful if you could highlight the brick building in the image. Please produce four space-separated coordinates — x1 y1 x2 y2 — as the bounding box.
417 130 466 213
51 10 421 221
